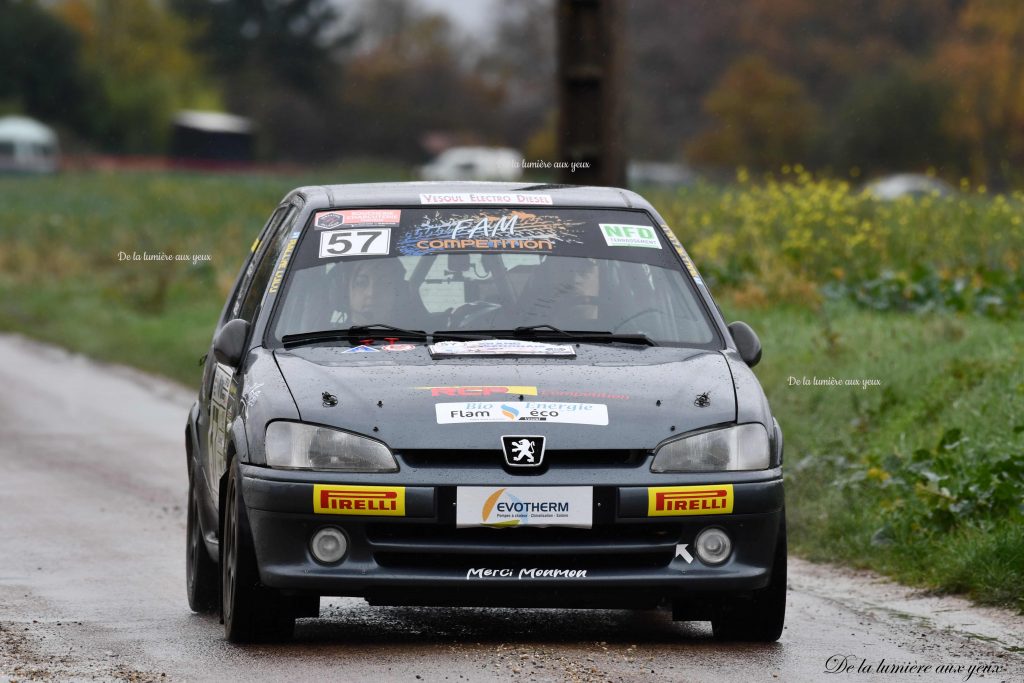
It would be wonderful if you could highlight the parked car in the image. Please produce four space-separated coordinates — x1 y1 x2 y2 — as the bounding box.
628 161 696 188
185 182 786 643
420 147 522 181
863 173 955 200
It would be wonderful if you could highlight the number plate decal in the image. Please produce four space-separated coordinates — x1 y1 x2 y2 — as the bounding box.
319 228 391 258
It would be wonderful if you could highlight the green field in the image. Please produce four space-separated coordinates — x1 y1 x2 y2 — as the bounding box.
1 169 1021 611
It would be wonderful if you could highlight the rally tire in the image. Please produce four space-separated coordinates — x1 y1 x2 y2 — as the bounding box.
711 515 787 642
221 463 295 643
186 468 219 613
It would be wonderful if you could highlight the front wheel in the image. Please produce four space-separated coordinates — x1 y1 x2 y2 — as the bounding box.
711 516 787 642
221 463 295 643
186 468 218 613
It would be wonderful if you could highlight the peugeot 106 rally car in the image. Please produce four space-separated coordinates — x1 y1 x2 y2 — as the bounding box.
184 182 786 643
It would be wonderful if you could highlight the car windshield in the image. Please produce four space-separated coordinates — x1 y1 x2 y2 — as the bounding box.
270 207 718 347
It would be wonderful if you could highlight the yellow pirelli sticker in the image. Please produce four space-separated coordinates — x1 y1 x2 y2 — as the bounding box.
657 224 702 280
267 238 297 293
647 484 734 516
313 485 406 516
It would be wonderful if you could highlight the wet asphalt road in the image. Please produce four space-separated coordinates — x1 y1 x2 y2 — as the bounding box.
1 334 1022 682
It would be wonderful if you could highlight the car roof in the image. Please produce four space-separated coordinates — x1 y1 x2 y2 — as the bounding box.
285 182 654 211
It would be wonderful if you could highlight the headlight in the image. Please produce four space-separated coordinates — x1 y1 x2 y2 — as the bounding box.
264 422 399 472
651 423 770 472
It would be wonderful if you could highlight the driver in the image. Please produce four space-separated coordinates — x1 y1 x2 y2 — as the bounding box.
560 257 600 321
341 258 428 327
520 256 602 327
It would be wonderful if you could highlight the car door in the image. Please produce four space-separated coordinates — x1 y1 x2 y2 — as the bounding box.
203 202 300 498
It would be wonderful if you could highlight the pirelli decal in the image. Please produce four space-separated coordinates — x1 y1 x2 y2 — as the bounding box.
313 485 406 516
647 485 734 516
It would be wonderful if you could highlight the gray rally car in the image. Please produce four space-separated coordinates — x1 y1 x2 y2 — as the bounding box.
184 182 786 643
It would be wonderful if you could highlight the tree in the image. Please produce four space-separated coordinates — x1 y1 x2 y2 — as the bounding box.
687 56 819 170
823 68 954 175
169 0 357 159
0 0 92 128
624 0 964 169
625 0 742 160
333 0 503 161
474 0 556 153
171 0 354 96
54 0 218 152
934 0 1024 186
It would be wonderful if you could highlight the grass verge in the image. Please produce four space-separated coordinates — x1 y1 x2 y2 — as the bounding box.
723 298 1024 612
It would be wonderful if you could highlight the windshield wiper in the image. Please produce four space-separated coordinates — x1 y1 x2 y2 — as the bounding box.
282 324 427 349
281 324 494 349
512 324 573 337
457 325 656 346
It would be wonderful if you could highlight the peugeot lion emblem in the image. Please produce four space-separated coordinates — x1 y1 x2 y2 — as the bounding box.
501 435 546 468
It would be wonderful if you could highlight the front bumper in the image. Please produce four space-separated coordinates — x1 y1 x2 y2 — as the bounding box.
240 464 784 608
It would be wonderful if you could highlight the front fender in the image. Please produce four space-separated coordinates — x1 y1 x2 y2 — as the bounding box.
185 400 201 473
230 416 250 464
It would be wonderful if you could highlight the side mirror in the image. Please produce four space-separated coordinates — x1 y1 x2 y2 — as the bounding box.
213 318 251 367
728 321 762 367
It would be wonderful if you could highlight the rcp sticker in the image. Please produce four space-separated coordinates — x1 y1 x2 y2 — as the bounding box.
599 224 663 249
419 385 539 397
319 228 391 258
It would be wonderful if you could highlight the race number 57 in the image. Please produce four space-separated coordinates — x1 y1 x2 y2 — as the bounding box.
319 228 391 258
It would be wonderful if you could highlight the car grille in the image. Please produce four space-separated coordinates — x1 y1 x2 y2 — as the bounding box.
366 522 680 572
398 449 647 468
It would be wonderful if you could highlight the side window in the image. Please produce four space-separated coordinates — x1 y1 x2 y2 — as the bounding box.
226 205 289 322
237 205 299 323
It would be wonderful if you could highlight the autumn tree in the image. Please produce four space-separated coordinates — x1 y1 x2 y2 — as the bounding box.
934 0 1024 186
687 56 819 170
53 0 218 152
334 0 503 161
626 0 965 173
626 1 742 160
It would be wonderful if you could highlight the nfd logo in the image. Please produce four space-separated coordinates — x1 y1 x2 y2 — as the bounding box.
647 485 734 516
313 485 406 516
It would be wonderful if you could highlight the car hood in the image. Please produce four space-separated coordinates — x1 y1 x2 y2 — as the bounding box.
273 344 736 450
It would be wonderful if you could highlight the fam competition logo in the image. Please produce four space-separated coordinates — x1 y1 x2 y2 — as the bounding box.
397 210 586 255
